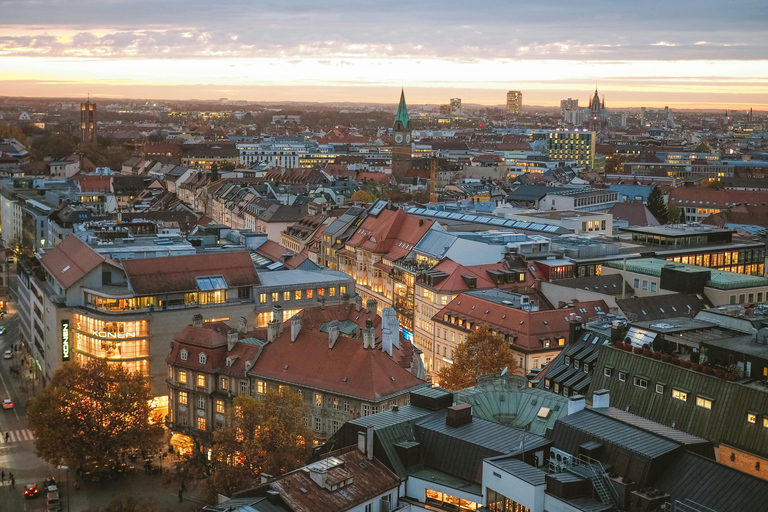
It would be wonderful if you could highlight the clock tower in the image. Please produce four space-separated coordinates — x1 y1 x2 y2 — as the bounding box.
391 89 412 179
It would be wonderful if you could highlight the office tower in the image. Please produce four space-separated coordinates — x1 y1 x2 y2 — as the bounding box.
506 91 522 115
450 98 463 116
546 130 595 169
560 98 579 116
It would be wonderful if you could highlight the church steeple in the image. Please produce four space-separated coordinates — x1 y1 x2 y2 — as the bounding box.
394 89 410 130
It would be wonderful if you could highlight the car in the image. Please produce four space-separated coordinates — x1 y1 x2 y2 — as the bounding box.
2 398 13 409
0 326 6 335
24 483 39 498
3 349 10 359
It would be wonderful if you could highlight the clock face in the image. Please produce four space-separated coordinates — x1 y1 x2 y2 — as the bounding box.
395 133 403 144
405 134 411 143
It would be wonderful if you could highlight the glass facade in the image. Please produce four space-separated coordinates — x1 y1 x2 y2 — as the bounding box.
487 489 530 512
425 489 479 511
72 313 150 376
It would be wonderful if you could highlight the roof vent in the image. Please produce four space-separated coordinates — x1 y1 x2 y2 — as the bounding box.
62 265 71 273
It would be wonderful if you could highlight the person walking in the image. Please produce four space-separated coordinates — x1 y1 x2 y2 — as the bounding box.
178 488 183 502
9 473 14 487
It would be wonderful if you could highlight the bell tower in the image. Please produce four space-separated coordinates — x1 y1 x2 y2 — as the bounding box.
391 89 412 179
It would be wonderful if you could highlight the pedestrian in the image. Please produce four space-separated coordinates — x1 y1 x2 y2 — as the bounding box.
4 432 7 442
178 489 183 502
1 470 4 483
9 473 13 487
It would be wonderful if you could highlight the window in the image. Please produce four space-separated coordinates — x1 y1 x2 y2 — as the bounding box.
332 420 339 433
257 380 266 394
279 385 288 394
260 293 267 304
583 364 589 373
199 353 207 365
179 391 188 405
763 418 768 428
604 368 613 378
216 400 225 413
295 290 302 300
365 504 372 512
633 278 640 288
180 414 187 426
362 404 370 417
329 287 335 297
180 349 188 361
333 397 340 410
633 376 648 389
197 416 206 431
271 292 279 302
314 417 322 431
306 289 313 299
642 280 648 290
696 397 712 410
284 291 291 301
315 393 323 407
198 397 206 409
672 389 688 402
656 384 665 394
240 381 248 394
197 375 206 388
168 366 172 379
340 286 346 295
343 400 350 412
651 282 657 292
747 413 757 424
179 371 187 384
565 356 571 365
220 378 228 390
618 371 626 382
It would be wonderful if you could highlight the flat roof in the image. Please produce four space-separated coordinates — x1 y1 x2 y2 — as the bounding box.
620 224 733 237
510 210 608 221
256 269 352 287
633 317 716 334
605 258 768 290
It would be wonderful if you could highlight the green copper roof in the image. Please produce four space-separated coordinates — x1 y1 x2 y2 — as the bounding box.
394 89 410 129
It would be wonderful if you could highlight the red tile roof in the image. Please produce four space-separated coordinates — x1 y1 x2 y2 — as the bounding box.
346 208 433 259
122 251 259 295
669 188 768 208
250 305 425 401
168 323 263 377
39 235 108 289
434 294 608 352
422 259 519 292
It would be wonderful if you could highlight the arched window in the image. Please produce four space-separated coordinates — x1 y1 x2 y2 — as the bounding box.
199 353 207 364
180 349 188 361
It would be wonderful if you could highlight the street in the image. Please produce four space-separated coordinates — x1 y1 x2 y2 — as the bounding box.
0 264 206 512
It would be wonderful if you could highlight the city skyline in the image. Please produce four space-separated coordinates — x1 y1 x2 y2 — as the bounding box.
1 1 767 108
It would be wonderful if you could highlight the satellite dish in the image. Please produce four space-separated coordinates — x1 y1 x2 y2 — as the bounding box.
501 366 508 376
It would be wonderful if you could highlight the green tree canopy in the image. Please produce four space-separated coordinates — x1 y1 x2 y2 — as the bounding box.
206 391 314 499
437 327 519 390
646 186 668 225
350 189 374 203
666 203 684 224
29 359 163 472
30 132 78 160
0 123 28 145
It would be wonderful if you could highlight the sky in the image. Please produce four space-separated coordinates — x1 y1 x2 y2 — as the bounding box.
1 0 767 109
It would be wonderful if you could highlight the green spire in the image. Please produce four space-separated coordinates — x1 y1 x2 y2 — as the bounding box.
394 89 410 129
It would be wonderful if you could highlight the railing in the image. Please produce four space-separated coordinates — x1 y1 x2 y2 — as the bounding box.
572 454 618 508
672 499 721 512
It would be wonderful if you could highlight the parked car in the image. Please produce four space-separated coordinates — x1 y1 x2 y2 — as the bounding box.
2 398 13 410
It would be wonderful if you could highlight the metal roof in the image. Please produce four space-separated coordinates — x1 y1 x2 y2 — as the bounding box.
485 456 547 486
404 206 570 235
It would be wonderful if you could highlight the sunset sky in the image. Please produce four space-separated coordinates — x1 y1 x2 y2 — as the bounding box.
1 0 767 109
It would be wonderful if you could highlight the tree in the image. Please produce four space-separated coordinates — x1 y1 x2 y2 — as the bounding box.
350 189 374 203
0 123 27 145
646 186 668 225
666 203 684 224
205 391 314 499
84 498 173 512
437 327 519 390
28 359 164 472
30 132 77 160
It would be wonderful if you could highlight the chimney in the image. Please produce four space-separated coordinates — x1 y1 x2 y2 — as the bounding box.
318 296 325 310
446 403 472 428
568 313 583 344
291 314 302 342
363 318 376 349
357 430 367 456
192 314 203 327
354 295 363 312
260 473 273 484
593 389 610 409
366 299 377 314
272 305 284 334
366 424 374 460
238 316 248 333
568 394 586 415
328 320 340 349
268 319 281 343
381 307 399 357
227 329 239 351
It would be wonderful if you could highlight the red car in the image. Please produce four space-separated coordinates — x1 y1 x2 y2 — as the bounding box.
24 483 39 498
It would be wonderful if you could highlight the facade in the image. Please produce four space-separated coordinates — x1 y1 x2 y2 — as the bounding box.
80 101 97 143
166 303 426 450
506 90 522 115
546 130 596 168
391 90 412 178
432 289 609 376
560 98 579 116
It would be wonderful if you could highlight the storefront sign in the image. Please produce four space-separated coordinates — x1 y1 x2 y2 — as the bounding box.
61 320 70 361
91 331 136 339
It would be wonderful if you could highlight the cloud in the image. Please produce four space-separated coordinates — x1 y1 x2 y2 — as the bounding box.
0 1 765 61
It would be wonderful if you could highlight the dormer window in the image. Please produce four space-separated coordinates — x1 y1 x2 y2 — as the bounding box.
226 357 233 367
199 353 207 364
180 349 188 361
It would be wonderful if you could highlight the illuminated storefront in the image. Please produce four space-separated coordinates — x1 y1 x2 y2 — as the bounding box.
72 313 150 376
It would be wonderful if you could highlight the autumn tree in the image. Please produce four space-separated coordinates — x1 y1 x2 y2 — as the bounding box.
646 186 668 225
205 391 314 499
437 327 519 390
28 359 164 472
350 189 374 203
0 123 28 145
30 132 78 160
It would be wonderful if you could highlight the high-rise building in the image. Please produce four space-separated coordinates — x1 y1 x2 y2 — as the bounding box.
391 89 412 178
560 98 579 116
449 98 463 116
80 100 97 143
506 91 522 115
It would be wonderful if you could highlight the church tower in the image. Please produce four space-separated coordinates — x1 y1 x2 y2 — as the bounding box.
588 88 604 132
391 89 412 179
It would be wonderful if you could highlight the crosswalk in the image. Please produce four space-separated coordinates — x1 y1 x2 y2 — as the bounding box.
0 429 34 443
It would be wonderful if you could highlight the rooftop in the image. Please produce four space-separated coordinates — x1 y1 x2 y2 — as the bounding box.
605 258 768 290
